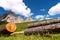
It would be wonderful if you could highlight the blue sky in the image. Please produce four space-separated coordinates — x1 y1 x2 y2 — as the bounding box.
0 0 60 20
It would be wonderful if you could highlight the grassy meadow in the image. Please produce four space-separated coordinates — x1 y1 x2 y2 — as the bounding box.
0 21 60 40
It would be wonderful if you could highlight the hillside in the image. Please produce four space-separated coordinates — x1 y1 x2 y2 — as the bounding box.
0 21 60 40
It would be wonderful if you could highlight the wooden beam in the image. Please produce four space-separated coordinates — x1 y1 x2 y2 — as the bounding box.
10 31 24 35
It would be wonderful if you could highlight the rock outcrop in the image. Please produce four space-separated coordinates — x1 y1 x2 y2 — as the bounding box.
25 17 34 22
16 16 24 23
1 12 34 23
2 12 16 23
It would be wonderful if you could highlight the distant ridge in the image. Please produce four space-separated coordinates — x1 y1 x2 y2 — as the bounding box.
1 12 34 23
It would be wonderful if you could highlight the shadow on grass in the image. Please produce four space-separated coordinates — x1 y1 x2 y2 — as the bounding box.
0 33 11 37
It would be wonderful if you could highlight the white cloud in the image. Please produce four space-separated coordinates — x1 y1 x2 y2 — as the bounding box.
35 15 51 20
35 15 44 20
0 0 32 17
48 3 60 15
45 18 51 19
46 15 49 17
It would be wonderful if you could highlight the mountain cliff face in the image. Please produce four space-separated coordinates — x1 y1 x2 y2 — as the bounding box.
0 14 8 21
1 12 34 23
25 17 34 22
16 16 24 23
2 12 17 23
0 16 2 20
2 14 8 19
0 14 8 24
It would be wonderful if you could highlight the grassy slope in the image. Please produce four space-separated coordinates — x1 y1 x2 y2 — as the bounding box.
0 21 60 40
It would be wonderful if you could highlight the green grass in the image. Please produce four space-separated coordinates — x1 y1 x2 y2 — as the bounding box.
0 21 60 40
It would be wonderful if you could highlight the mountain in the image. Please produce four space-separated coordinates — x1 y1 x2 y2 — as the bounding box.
2 13 8 19
1 12 24 23
25 17 34 22
1 12 16 22
16 16 24 23
1 12 34 23
0 16 2 20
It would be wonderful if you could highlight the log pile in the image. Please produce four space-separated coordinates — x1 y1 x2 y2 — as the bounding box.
24 18 60 36
10 18 60 36
0 22 16 35
28 18 60 28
